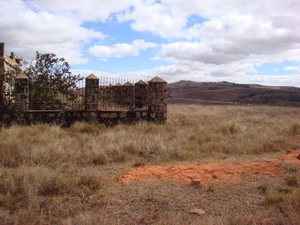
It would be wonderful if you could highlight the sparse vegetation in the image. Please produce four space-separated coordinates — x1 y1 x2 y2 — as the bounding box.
0 104 300 224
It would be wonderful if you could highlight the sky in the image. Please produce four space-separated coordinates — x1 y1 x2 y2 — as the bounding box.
1 0 300 87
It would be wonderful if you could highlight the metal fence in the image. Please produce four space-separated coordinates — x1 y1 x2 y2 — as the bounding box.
98 77 148 111
38 77 149 111
1 75 151 111
65 78 85 110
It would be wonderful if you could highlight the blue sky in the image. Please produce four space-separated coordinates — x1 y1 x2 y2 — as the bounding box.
1 0 300 86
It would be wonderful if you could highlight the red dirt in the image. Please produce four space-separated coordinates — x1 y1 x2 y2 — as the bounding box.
114 150 300 183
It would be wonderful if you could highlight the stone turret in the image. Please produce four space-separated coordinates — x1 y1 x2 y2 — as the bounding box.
15 73 29 111
148 76 167 124
135 80 148 108
123 82 134 108
85 74 99 110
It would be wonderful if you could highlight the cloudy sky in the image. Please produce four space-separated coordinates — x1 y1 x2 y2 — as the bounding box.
1 0 300 86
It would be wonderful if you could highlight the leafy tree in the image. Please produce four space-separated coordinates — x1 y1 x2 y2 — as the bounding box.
24 52 83 110
0 66 20 110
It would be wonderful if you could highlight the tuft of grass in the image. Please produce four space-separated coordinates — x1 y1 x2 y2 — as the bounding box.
286 175 298 187
220 123 240 135
283 164 299 174
206 183 215 192
258 183 268 194
77 176 101 192
112 152 131 163
277 185 293 194
134 160 146 167
264 184 296 205
264 192 286 205
289 123 300 135
92 153 108 165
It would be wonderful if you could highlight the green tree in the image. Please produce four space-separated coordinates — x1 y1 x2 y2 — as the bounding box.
24 52 83 110
0 66 20 110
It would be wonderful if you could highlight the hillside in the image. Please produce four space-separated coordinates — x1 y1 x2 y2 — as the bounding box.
168 80 300 106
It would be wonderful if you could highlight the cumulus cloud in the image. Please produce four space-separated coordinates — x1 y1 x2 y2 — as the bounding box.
155 12 300 65
155 41 243 65
116 0 186 38
0 0 106 64
1 0 300 86
88 39 157 58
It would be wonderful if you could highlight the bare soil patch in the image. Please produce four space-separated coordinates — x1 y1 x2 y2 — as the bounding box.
114 150 300 183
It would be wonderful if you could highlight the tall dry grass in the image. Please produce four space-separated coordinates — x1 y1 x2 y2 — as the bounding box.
0 104 300 224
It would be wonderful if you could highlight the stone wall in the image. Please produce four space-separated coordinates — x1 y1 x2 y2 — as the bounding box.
0 109 150 127
0 75 167 127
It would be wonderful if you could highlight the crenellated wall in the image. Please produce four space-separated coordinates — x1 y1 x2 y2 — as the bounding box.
0 74 167 127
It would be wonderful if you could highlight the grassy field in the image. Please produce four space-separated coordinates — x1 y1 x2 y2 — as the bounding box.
0 104 300 224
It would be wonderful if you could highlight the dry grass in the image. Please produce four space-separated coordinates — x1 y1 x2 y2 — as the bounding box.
0 104 300 224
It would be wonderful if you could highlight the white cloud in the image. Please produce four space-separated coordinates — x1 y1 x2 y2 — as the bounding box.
116 0 186 38
1 0 300 87
0 0 106 64
155 41 242 65
71 66 300 87
31 0 140 22
88 39 157 58
152 8 300 80
155 12 300 63
284 66 300 72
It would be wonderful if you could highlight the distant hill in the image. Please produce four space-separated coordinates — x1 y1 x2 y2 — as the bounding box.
168 80 300 107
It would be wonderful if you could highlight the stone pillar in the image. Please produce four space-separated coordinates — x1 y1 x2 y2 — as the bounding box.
113 83 122 106
123 81 134 108
135 80 148 108
148 76 167 124
85 73 99 110
15 73 29 111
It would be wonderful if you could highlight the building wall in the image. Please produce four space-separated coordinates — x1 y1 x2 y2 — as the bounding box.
0 43 20 73
0 43 21 104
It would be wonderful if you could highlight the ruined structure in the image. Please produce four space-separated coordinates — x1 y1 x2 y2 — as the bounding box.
0 43 20 72
0 43 21 106
0 73 168 126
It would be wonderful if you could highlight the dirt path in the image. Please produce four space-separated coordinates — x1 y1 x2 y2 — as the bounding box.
114 150 300 183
